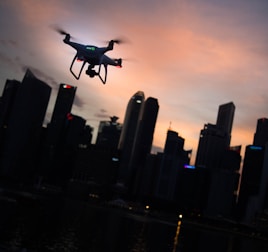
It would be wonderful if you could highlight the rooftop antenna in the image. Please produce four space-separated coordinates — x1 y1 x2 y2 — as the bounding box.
168 121 172 131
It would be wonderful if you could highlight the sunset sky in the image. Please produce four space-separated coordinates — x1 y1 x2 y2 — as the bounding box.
1 0 268 164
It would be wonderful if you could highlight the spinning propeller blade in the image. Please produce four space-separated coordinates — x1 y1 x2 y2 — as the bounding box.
104 36 130 45
50 24 73 38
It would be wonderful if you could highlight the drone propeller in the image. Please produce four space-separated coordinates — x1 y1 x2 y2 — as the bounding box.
50 24 74 38
56 28 69 36
104 36 130 45
112 39 124 44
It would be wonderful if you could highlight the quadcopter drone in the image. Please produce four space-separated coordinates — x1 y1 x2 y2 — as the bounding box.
56 28 122 84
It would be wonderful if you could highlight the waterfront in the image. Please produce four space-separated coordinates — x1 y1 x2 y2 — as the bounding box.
1 194 268 252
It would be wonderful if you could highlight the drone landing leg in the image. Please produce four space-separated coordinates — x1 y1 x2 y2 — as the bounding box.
97 64 107 84
70 54 86 80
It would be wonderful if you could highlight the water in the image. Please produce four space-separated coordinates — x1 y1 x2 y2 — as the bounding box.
1 195 268 251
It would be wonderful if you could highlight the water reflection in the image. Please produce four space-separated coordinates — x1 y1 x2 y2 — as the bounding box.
172 215 182 252
0 197 268 251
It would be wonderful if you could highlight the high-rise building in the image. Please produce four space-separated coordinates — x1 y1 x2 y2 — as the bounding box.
154 130 191 202
195 102 235 170
41 84 77 185
96 116 122 149
50 84 77 124
0 79 20 152
117 91 144 186
253 118 268 146
46 84 76 145
195 123 228 169
194 102 238 217
236 145 265 222
129 97 159 196
216 102 235 136
0 69 51 184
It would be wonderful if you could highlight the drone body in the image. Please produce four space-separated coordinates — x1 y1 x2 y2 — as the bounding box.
60 32 122 84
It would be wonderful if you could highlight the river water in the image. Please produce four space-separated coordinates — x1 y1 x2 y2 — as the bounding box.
0 195 268 251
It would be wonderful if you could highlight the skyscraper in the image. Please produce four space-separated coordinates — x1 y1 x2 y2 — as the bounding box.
46 84 77 145
0 69 51 183
253 118 268 146
195 102 235 169
50 84 77 125
129 97 159 196
96 116 122 149
41 83 77 185
236 145 265 222
0 79 20 152
154 130 191 202
216 102 235 133
117 91 144 186
216 102 235 146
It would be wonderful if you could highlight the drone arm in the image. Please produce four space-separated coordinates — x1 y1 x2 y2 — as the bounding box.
63 34 71 44
70 54 86 80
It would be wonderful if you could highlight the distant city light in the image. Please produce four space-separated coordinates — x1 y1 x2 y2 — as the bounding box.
184 164 196 169
249 146 263 151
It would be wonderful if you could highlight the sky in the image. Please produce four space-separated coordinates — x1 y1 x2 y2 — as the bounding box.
1 0 268 164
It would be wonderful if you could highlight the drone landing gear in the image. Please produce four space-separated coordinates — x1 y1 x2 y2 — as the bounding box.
85 65 107 85
69 54 108 84
70 54 86 80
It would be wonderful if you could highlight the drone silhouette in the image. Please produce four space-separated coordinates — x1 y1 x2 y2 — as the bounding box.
56 28 123 84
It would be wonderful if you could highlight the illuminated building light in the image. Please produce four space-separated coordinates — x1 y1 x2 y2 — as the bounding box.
184 164 196 169
66 113 74 121
63 84 73 89
249 146 263 151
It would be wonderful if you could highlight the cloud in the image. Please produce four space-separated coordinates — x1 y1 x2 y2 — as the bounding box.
94 109 110 119
73 95 85 108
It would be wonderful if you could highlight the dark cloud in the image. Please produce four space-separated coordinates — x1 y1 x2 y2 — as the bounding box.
73 95 85 108
94 109 110 119
0 39 18 47
0 52 18 69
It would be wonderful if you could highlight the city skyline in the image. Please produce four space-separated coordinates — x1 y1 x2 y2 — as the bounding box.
1 1 268 161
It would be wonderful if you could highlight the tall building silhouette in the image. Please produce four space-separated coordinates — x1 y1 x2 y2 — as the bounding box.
0 69 51 184
253 118 268 146
216 102 235 133
237 145 265 222
46 84 76 145
194 102 239 217
41 84 77 185
117 91 144 187
195 102 235 170
129 97 159 196
50 84 77 126
237 118 268 223
96 116 122 149
0 79 20 152
154 130 191 202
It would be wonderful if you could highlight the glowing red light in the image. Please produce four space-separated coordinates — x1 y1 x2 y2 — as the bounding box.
63 84 72 89
66 113 74 120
